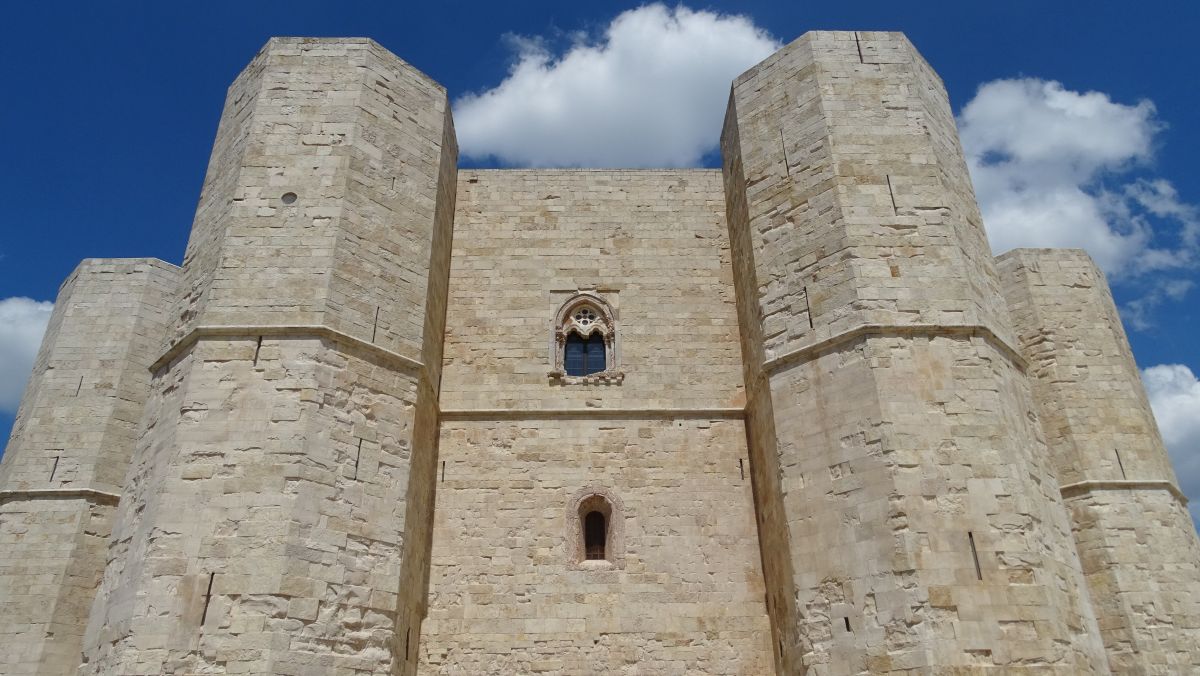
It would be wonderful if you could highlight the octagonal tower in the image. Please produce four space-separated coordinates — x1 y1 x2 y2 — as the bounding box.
722 31 1109 673
78 38 456 675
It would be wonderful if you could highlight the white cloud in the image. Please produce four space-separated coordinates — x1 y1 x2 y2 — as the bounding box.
1125 178 1200 250
959 78 1197 277
0 297 53 413
454 4 779 168
1123 278 1196 331
1142 364 1200 523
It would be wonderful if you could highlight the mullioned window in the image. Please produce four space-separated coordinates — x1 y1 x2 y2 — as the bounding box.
549 292 623 384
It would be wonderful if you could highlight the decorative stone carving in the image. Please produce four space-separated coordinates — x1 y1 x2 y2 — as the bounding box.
549 291 624 384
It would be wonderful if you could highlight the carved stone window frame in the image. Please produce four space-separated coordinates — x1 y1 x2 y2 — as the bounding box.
548 292 624 385
566 486 625 570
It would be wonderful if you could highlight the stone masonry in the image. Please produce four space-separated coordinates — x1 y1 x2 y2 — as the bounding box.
422 169 771 674
0 260 178 676
999 249 1200 674
721 31 1110 673
1 30 1198 675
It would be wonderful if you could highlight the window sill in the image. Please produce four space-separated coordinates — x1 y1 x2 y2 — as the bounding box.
549 370 625 385
577 559 615 571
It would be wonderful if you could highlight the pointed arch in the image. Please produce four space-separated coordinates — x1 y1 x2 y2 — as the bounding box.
550 292 623 383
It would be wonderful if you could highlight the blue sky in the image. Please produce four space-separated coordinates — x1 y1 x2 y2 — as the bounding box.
2 1 1198 515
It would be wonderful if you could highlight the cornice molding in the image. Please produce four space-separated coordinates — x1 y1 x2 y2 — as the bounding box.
150 325 426 374
0 488 121 507
1059 479 1188 505
439 407 746 421
761 323 1026 375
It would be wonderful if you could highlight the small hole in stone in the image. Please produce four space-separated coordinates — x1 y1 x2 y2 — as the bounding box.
281 192 297 205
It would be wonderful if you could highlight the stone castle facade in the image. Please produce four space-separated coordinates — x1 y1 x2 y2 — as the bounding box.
1 30 1198 675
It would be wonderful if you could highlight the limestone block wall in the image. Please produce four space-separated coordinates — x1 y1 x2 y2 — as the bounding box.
422 418 771 675
439 169 746 411
422 169 773 673
722 31 1107 673
0 258 179 676
79 338 425 674
999 248 1200 674
170 37 453 360
7 27 1200 676
77 37 456 675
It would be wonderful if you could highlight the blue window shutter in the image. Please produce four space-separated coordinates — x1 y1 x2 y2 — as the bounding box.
585 333 606 375
565 334 586 376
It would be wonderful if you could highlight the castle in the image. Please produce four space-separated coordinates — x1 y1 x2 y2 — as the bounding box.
2 30 1199 675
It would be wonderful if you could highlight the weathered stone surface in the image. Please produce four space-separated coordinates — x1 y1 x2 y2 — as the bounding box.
0 258 179 676
73 37 456 675
172 37 453 362
422 169 772 674
1000 248 1200 673
1 30 1198 676
722 31 1108 673
439 169 745 412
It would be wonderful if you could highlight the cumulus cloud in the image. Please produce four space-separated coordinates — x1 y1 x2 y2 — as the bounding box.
1142 364 1200 522
454 4 779 167
959 78 1198 277
0 297 53 413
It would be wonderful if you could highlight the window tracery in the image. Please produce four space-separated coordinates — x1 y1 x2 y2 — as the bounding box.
550 292 623 384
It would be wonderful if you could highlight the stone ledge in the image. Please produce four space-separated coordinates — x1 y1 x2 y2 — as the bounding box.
762 323 1028 376
0 488 121 507
150 325 426 374
439 407 746 421
1059 479 1189 505
548 370 625 386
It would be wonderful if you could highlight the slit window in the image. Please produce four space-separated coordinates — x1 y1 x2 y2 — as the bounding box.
565 332 606 377
584 510 607 560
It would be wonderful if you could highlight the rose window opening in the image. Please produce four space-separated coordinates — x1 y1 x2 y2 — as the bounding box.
574 307 597 327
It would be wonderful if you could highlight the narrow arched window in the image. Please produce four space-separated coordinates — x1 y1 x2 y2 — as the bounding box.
584 510 607 560
571 490 622 568
564 332 606 376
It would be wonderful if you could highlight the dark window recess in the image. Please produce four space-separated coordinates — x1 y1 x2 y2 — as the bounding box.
584 510 607 560
565 332 606 376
